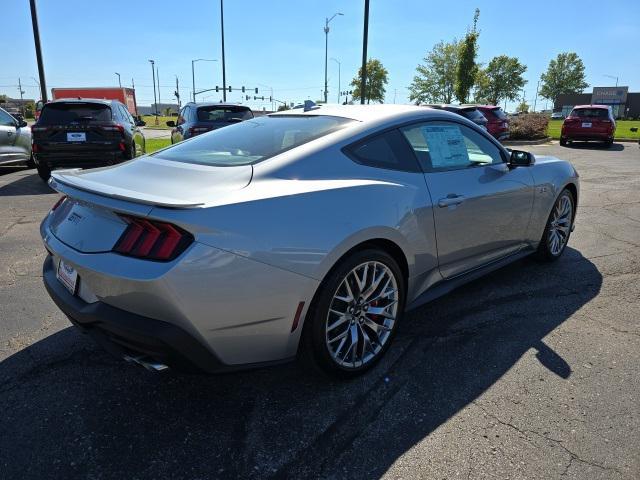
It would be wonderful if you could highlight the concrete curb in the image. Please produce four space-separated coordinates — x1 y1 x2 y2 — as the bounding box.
502 137 552 146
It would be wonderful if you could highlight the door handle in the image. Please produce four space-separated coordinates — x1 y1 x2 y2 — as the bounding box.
438 194 466 208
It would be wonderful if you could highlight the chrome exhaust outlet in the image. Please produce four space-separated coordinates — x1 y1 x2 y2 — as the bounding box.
123 354 169 372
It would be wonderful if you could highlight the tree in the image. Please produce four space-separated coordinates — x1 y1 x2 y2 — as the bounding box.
408 40 461 104
475 55 527 105
351 58 389 104
277 104 290 111
517 101 529 113
539 52 589 105
455 8 480 103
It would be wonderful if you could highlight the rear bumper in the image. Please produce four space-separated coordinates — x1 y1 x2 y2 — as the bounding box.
34 150 126 169
561 130 613 141
43 255 292 373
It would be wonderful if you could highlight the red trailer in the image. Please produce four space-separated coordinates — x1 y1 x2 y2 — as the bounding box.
36 87 138 120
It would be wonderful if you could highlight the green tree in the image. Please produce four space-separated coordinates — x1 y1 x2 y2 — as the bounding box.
277 104 290 111
475 55 527 105
517 101 529 113
408 39 461 104
539 52 589 104
455 8 480 103
351 58 389 104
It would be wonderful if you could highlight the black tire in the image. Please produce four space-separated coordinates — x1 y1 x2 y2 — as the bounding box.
560 138 567 146
536 189 575 262
604 139 613 148
300 248 406 378
36 163 51 182
125 142 136 160
26 153 36 169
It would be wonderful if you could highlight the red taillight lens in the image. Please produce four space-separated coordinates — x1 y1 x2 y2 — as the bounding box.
51 195 67 211
31 125 49 133
189 126 209 136
102 124 125 135
32 143 40 153
114 215 193 261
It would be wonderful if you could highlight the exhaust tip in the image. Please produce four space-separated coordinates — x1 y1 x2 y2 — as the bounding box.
123 354 169 372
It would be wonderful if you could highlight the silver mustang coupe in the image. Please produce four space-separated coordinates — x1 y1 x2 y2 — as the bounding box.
40 104 579 377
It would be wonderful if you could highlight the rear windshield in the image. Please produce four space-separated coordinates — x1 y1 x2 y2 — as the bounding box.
490 108 508 120
571 108 609 119
38 103 112 125
463 109 487 122
154 115 355 166
196 106 253 122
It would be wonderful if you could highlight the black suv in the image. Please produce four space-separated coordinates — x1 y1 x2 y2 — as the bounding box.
32 99 146 181
167 102 253 143
424 104 488 131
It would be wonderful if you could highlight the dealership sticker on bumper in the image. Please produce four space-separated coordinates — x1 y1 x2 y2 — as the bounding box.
67 132 86 142
57 259 78 294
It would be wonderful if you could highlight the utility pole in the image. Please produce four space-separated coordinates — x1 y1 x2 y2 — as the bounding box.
360 0 370 105
131 78 135 90
323 13 343 104
220 0 227 102
331 58 341 104
393 88 397 104
29 0 47 102
17 78 25 116
149 60 157 125
533 79 540 112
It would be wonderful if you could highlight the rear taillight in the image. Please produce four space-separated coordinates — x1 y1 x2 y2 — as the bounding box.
189 126 209 136
114 215 193 261
51 195 67 211
31 125 49 133
32 143 40 153
102 124 125 135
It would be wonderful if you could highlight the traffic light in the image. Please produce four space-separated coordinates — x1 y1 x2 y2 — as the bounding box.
245 95 250 101
215 86 219 92
255 88 258 94
228 86 232 92
269 96 272 102
242 86 245 93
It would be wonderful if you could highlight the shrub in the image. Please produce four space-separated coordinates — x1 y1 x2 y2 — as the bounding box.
509 113 549 140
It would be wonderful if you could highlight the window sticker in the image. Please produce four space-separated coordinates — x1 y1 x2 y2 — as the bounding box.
422 125 469 168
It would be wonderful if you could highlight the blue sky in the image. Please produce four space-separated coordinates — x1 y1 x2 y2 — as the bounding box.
2 0 639 112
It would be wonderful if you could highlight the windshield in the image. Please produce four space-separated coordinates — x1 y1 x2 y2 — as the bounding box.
196 106 253 122
464 109 487 123
491 108 508 120
571 108 609 119
38 103 112 125
154 115 355 166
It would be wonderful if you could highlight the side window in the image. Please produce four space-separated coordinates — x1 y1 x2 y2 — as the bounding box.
0 110 16 127
346 129 420 172
119 105 131 123
177 107 186 125
401 121 504 172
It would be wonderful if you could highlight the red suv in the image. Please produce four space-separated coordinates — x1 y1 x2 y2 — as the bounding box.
476 105 509 141
561 105 616 147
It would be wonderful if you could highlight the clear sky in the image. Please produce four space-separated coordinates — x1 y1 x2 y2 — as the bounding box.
2 0 639 112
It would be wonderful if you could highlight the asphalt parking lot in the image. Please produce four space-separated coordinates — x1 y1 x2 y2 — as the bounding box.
0 142 638 480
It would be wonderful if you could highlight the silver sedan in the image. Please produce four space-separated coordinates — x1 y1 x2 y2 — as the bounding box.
40 105 579 377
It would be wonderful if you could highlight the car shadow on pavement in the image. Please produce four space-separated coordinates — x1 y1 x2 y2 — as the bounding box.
0 170 53 196
565 142 625 151
0 247 601 480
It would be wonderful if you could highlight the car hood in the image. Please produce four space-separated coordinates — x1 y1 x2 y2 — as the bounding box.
50 156 253 208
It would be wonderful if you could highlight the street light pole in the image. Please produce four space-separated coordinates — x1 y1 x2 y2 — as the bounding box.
533 79 540 112
360 0 370 105
29 0 47 102
331 58 341 104
191 59 217 102
220 0 227 102
604 74 619 87
115 72 121 88
323 13 343 104
149 59 157 125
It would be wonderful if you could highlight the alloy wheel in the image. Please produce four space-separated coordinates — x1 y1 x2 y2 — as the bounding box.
325 261 399 369
548 194 573 256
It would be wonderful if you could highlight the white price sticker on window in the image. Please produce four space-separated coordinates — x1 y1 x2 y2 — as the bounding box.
422 125 469 168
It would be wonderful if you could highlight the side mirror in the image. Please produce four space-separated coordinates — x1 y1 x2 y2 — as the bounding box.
166 120 176 127
18 120 28 128
508 149 534 168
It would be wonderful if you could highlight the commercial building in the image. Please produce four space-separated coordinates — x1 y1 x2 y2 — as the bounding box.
554 87 640 119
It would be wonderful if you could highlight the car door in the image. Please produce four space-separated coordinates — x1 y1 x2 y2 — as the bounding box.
0 109 28 164
401 121 534 279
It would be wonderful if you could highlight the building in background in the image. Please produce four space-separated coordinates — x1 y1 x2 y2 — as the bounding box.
555 87 640 119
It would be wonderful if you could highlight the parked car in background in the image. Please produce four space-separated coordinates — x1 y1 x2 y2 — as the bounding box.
0 106 33 167
32 99 146 181
560 105 616 147
424 104 488 130
168 102 254 143
551 112 565 120
475 105 509 140
41 104 579 378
